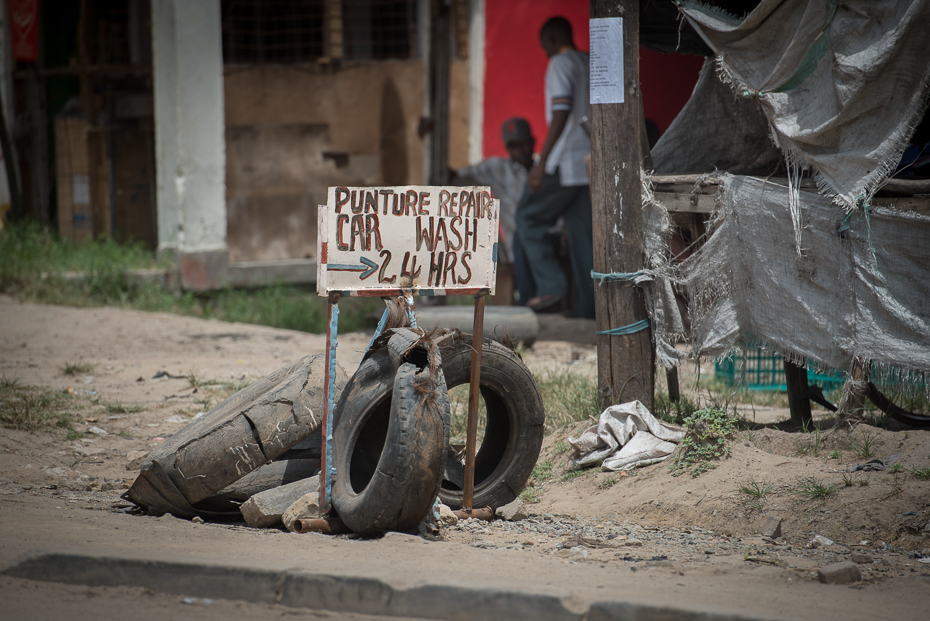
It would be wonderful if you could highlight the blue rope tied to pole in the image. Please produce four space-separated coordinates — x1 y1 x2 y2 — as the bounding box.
596 318 651 336
591 270 643 285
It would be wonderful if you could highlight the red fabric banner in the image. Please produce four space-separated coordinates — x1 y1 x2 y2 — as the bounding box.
11 0 39 63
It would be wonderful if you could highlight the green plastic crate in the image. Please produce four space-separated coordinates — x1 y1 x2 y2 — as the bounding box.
714 346 844 392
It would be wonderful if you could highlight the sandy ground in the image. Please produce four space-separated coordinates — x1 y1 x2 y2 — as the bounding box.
1 297 929 619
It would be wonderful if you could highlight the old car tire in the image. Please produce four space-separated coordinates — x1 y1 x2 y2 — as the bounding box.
332 361 449 534
127 354 347 517
437 337 545 510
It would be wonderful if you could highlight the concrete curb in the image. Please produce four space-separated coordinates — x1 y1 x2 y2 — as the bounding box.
4 553 784 621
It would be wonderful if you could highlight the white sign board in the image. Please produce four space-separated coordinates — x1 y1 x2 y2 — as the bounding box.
590 17 624 105
317 186 499 296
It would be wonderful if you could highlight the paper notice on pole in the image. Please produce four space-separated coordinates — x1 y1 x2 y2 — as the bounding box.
590 18 624 105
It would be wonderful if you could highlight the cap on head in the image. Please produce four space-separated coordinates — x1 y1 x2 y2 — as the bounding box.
501 117 532 144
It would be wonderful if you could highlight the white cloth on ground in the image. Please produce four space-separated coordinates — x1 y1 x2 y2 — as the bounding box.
569 401 685 472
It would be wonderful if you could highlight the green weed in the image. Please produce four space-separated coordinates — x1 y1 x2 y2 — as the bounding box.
911 467 930 481
828 449 840 460
598 476 618 490
106 401 145 414
888 463 903 474
61 361 96 376
554 440 571 456
796 477 838 500
737 477 772 500
797 427 825 458
848 430 881 459
560 468 592 482
669 407 739 478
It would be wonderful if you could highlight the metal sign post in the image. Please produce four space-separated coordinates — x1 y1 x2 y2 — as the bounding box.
461 290 486 511
316 185 499 516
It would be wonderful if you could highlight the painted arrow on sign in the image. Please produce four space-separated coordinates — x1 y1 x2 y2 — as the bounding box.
326 256 378 280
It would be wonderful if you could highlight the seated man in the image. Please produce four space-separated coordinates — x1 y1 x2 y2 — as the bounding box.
453 118 537 305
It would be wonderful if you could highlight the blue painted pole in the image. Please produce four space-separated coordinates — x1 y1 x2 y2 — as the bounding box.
320 293 340 511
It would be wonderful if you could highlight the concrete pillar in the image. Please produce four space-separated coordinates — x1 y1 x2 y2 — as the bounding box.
151 0 227 289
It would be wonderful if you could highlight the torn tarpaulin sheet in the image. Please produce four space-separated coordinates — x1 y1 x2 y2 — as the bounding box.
843 455 900 472
569 401 685 471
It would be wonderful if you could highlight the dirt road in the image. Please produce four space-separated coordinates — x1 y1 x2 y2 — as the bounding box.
1 297 928 619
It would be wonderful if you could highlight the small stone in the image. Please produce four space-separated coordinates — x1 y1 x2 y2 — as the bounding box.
555 546 587 559
807 534 834 549
623 537 643 547
282 493 321 532
761 515 782 539
381 532 427 544
704 549 714 555
818 561 861 584
126 450 149 470
438 503 458 525
191 516 205 524
496 498 528 522
850 552 873 564
240 478 319 528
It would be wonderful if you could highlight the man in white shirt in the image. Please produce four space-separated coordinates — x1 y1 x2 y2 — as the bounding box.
519 16 594 319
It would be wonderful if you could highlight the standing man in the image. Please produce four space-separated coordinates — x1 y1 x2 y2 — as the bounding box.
518 16 594 319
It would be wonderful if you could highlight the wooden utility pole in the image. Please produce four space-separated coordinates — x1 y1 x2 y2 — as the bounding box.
425 0 451 186
590 0 655 411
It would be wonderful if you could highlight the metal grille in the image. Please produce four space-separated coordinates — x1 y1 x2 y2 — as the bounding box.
221 0 417 64
222 0 326 63
343 0 417 60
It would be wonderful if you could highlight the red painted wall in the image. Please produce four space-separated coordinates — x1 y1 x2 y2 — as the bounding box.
482 1 704 158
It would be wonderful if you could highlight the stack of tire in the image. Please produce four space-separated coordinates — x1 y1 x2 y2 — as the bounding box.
125 327 545 534
331 328 545 534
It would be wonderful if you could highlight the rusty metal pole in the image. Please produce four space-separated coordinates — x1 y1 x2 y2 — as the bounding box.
462 290 486 511
319 292 340 511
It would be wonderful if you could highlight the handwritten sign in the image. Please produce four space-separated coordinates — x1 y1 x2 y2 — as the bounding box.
317 186 499 296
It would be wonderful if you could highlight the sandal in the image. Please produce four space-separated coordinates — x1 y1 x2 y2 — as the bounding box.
527 294 565 314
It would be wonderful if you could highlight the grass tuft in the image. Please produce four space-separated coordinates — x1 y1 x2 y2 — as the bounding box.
61 361 96 376
519 460 554 504
0 377 79 435
796 477 838 500
911 467 930 481
534 368 599 433
737 477 772 500
848 430 881 460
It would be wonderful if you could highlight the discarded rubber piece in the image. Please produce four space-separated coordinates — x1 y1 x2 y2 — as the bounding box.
127 355 347 516
195 458 321 513
437 335 545 510
332 360 449 534
866 382 930 428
